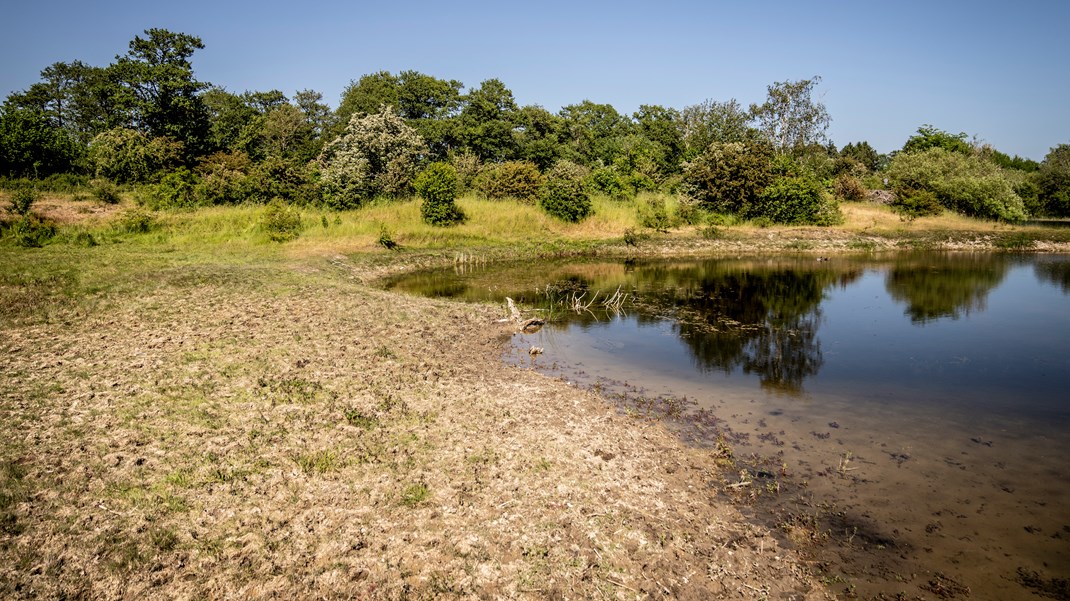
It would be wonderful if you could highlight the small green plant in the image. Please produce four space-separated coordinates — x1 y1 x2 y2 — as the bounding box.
71 229 98 247
8 215 57 247
622 228 646 246
293 450 341 475
343 408 378 429
995 232 1035 251
9 187 39 216
377 226 399 250
701 225 722 239
113 208 156 234
400 482 430 507
91 179 122 204
260 198 302 242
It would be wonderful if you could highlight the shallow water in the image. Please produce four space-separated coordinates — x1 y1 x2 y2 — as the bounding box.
386 252 1070 598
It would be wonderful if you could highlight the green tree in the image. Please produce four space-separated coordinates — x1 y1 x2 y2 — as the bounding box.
679 99 754 159
318 106 426 209
901 125 972 155
87 127 182 183
111 29 211 158
559 100 632 167
885 147 1027 221
459 78 519 162
515 105 565 170
633 104 685 176
1035 144 1070 216
0 107 83 177
682 141 775 214
839 141 882 172
749 77 830 153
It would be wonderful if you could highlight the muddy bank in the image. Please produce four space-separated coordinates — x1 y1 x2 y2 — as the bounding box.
0 256 826 599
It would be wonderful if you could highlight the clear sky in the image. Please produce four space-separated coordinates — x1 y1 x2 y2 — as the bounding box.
2 0 1067 160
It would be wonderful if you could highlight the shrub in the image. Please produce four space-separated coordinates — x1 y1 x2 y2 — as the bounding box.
637 195 676 230
540 173 592 222
833 174 867 201
448 150 482 194
90 179 121 204
587 165 631 200
88 128 183 184
1036 144 1070 217
8 187 38 216
682 141 775 214
891 189 943 219
113 208 157 234
141 168 199 210
415 162 465 226
885 147 1027 221
247 157 320 206
318 106 425 209
194 151 253 205
260 198 302 242
7 215 56 247
747 175 843 225
475 161 545 203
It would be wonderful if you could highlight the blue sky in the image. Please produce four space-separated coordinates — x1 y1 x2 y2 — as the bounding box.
2 0 1067 160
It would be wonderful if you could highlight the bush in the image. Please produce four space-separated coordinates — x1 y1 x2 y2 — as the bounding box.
891 189 943 219
539 174 592 222
637 194 677 230
113 208 157 234
833 174 867 201
7 215 56 247
587 165 631 200
448 151 482 194
194 151 254 205
682 141 775 214
89 128 183 184
747 175 843 225
260 198 302 242
415 162 465 226
8 187 38 216
885 148 1027 221
141 168 199 210
1036 144 1070 217
90 179 121 204
318 107 425 209
475 161 545 203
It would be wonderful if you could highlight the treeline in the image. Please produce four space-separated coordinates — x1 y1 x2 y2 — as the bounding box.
2 29 1068 226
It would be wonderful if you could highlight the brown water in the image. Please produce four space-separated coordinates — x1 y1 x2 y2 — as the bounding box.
387 253 1070 599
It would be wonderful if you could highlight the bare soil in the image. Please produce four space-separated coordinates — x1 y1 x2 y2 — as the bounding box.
0 254 828 599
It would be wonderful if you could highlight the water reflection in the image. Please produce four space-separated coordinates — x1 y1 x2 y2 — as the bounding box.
885 254 1009 324
384 253 1070 394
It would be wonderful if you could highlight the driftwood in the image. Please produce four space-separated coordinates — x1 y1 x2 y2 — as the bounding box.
498 297 545 333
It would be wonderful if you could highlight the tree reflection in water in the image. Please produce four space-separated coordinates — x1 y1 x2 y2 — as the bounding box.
885 254 1009 324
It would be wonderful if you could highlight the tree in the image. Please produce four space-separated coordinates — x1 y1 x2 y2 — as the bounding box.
87 127 182 183
682 141 775 214
1035 144 1070 216
459 79 519 162
0 107 83 177
633 104 684 175
901 125 972 155
679 99 754 159
318 106 426 209
885 147 1027 221
111 29 211 158
559 100 632 167
515 105 565 170
749 77 830 153
839 141 882 172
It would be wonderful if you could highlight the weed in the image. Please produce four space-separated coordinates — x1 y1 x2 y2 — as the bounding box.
400 482 430 507
149 527 179 552
378 225 399 250
293 450 341 475
995 232 1035 251
7 215 57 247
9 187 38 216
261 198 302 242
701 225 722 240
113 208 156 234
91 179 122 204
344 408 378 429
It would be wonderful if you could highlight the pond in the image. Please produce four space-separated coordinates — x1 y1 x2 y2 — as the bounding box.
385 252 1070 598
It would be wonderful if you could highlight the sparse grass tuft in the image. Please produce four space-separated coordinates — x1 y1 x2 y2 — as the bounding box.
400 482 430 507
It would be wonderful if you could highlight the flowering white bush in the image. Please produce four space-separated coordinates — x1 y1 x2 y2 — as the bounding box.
318 106 425 209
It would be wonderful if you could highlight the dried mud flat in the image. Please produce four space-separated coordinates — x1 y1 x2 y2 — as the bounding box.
0 255 829 599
